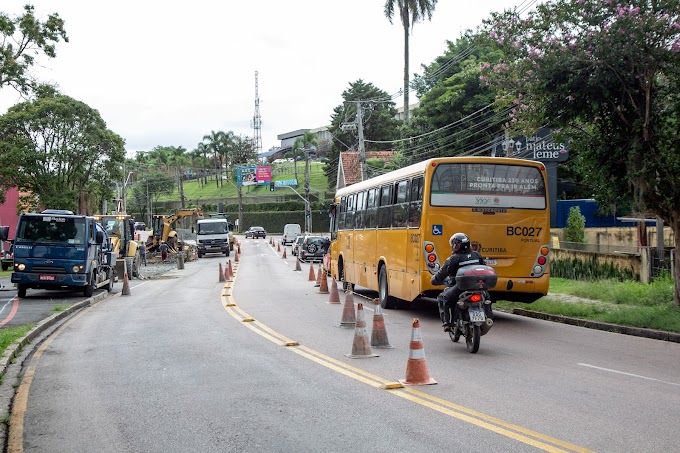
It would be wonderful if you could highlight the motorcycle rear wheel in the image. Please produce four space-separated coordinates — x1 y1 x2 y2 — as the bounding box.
465 324 481 353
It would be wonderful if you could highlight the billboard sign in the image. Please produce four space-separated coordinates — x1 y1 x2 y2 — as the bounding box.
236 166 272 186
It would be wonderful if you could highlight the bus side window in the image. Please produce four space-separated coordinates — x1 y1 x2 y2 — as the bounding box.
392 179 409 228
339 197 347 230
355 191 366 230
366 188 377 228
408 176 423 228
378 184 393 229
346 194 355 230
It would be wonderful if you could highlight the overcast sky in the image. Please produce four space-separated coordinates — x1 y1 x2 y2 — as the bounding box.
0 1 514 157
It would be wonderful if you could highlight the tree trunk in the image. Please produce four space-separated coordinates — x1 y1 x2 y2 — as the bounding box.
672 214 680 306
179 168 186 209
403 24 410 124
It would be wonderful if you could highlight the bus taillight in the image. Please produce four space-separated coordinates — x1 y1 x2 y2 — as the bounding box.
425 244 434 253
537 256 547 265
427 254 437 263
540 246 549 255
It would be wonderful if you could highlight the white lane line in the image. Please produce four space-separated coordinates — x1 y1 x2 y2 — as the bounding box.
0 298 13 315
578 363 680 387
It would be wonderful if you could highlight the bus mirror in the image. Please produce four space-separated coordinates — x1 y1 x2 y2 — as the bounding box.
0 226 8 241
96 230 105 244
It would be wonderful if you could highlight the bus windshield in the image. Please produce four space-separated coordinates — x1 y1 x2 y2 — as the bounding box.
16 215 87 245
430 163 546 209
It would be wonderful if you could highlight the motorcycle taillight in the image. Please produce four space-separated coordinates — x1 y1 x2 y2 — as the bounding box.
470 293 482 302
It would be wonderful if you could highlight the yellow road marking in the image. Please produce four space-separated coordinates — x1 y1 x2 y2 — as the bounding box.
223 273 594 453
9 305 95 453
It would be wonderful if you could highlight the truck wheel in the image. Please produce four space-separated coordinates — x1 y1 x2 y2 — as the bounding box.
17 284 27 298
1 263 8 271
83 273 95 297
198 251 203 258
225 247 230 257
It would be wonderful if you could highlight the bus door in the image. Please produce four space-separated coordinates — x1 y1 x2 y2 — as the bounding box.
405 176 424 301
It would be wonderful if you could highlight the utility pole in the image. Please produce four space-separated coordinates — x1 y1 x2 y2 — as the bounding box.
238 183 243 234
356 103 367 181
304 146 311 233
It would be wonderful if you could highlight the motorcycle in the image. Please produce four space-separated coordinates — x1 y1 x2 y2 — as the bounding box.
449 265 497 353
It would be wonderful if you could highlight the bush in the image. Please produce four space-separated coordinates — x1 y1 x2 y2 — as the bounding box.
564 206 586 242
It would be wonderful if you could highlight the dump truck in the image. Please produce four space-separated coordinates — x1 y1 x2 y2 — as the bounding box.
93 214 141 281
4 210 115 298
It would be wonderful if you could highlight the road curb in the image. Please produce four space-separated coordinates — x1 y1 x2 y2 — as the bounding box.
510 308 680 343
0 291 110 378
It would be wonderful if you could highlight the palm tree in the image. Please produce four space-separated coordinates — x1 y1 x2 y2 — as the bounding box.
384 0 437 123
202 130 226 188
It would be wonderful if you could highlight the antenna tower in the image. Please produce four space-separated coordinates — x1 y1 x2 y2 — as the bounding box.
251 70 263 154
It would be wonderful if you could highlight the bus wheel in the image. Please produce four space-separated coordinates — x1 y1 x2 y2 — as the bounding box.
378 265 397 309
17 284 27 298
340 265 350 292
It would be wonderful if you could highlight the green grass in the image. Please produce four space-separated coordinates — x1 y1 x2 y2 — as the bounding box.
159 162 330 202
496 276 680 332
0 324 35 357
0 269 11 278
51 304 71 313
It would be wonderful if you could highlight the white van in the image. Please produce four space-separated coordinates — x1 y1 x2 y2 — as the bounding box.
282 223 302 245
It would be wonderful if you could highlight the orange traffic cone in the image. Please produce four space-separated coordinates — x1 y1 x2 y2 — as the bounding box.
371 298 393 348
399 319 437 386
294 259 302 272
308 265 316 281
225 262 232 281
345 304 378 358
218 263 225 283
318 271 329 294
235 251 239 263
277 242 281 252
314 264 322 287
327 278 341 304
228 260 234 277
121 264 131 296
282 248 287 259
339 290 356 328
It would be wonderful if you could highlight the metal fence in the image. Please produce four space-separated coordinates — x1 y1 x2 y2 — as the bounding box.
650 248 674 278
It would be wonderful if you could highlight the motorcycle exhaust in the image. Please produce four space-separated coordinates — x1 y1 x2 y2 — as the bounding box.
480 318 494 336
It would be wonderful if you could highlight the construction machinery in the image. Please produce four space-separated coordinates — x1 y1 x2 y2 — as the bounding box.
93 214 141 281
149 208 203 253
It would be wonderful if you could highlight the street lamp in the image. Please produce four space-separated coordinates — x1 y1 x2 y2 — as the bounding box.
122 171 133 214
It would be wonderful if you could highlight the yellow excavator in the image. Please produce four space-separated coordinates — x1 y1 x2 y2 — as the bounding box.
93 214 141 280
148 208 203 253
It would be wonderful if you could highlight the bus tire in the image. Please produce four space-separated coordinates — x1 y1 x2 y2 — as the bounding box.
378 265 397 309
339 262 350 292
17 284 27 298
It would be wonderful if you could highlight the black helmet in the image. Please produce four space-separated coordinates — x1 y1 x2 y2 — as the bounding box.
449 232 470 253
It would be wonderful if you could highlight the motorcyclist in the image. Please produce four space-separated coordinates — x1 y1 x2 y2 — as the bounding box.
430 232 485 331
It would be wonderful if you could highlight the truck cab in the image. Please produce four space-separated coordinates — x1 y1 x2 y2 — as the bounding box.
196 218 231 257
10 210 115 298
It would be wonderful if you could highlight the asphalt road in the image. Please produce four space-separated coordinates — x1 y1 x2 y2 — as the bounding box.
7 237 680 452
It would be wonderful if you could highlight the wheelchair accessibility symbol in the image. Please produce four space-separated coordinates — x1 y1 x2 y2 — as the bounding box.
432 225 443 236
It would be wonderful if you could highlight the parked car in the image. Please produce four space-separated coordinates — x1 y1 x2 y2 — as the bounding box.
245 226 267 239
298 235 327 262
291 235 304 256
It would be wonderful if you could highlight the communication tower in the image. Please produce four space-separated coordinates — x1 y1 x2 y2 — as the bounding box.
251 70 263 154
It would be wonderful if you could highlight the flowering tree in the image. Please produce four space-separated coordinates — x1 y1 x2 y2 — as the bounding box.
480 0 680 305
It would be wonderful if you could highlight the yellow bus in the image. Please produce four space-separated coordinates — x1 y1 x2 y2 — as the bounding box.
328 156 550 308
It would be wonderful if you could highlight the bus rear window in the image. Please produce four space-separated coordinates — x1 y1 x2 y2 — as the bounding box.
430 163 546 209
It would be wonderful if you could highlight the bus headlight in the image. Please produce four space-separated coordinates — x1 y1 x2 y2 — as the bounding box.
533 265 543 274
72 265 83 273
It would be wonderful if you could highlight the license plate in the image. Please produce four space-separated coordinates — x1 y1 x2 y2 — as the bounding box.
485 258 497 266
469 309 485 323
39 274 56 281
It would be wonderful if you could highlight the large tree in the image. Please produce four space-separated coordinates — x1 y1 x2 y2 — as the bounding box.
0 5 68 95
384 0 437 123
480 0 680 304
0 87 124 214
324 80 399 189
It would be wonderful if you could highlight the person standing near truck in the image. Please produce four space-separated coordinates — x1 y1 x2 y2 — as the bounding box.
139 241 147 266
159 241 169 262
